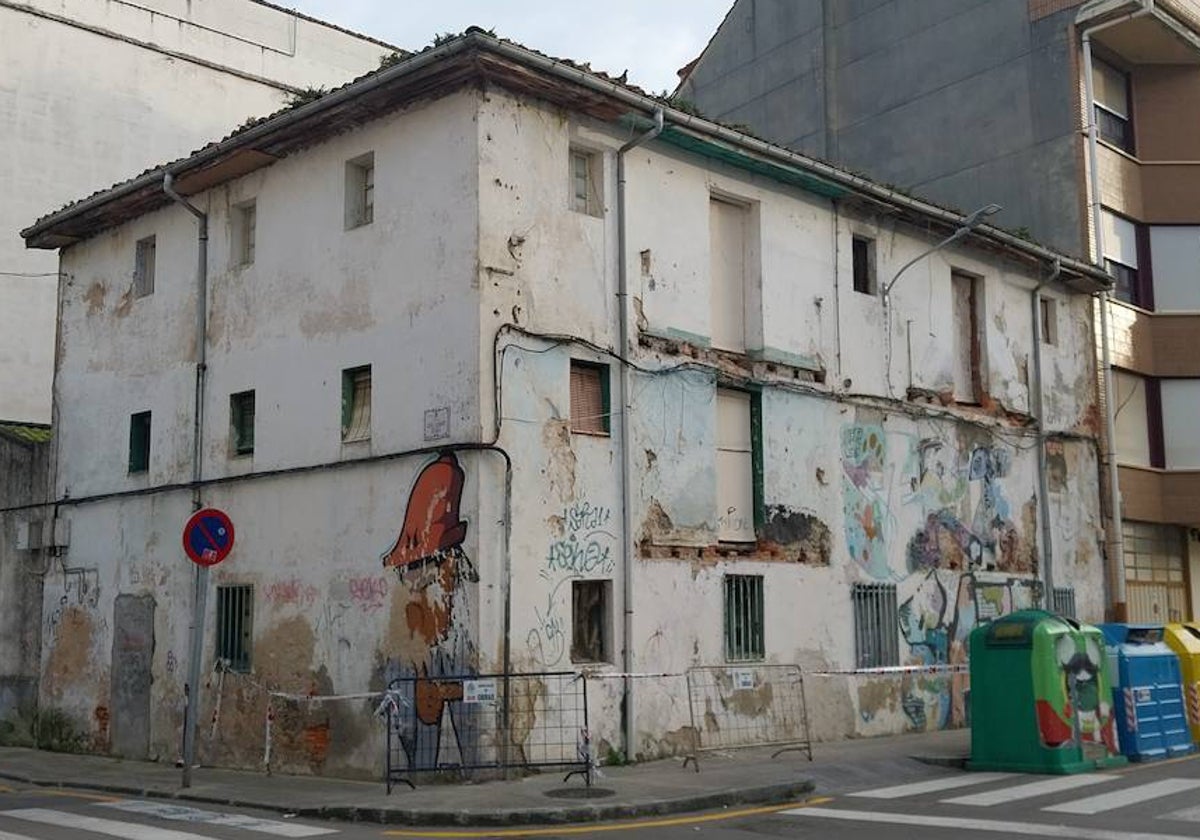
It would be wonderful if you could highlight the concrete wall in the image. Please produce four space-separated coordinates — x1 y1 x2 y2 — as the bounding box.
1 0 394 425
679 0 1088 258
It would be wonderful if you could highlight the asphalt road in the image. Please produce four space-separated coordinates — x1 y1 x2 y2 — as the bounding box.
4 754 1200 840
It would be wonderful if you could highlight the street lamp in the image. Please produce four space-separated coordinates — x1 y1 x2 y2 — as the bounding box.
882 203 1002 299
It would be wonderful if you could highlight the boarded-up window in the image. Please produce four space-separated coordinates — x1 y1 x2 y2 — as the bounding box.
570 361 609 435
716 388 755 542
216 584 253 672
342 366 372 442
571 579 610 663
710 198 747 352
951 271 980 403
724 574 764 661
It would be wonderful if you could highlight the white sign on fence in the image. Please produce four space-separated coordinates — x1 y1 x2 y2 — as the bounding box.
463 679 497 704
732 669 755 690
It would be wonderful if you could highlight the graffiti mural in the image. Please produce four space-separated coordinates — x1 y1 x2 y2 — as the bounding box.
381 451 479 769
841 423 892 580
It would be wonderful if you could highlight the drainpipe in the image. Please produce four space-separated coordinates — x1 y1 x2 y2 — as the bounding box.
1081 2 1149 620
616 108 663 761
1032 262 1059 605
164 171 209 787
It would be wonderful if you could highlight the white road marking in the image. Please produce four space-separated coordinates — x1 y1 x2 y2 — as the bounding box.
781 806 1200 840
943 773 1115 806
0 831 45 840
2 808 217 840
1045 778 1200 814
99 800 337 837
850 772 1016 799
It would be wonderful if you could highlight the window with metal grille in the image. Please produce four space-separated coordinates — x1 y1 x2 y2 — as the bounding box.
1052 586 1077 619
724 574 764 661
128 411 151 473
216 585 253 672
852 236 876 295
345 152 374 228
234 200 256 266
569 148 601 216
853 582 899 669
342 365 372 442
229 390 255 456
569 361 609 435
571 579 611 663
134 236 155 297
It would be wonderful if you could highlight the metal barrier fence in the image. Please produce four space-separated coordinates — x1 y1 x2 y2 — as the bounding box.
383 671 590 792
682 664 812 770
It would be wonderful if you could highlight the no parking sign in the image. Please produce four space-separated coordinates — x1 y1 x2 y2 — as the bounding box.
182 508 235 567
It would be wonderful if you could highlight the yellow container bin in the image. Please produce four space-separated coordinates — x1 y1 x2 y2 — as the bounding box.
1164 623 1200 743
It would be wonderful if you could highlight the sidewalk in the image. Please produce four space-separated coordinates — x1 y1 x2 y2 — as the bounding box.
0 729 969 826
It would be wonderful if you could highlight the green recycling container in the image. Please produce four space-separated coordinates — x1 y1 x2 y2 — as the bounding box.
969 610 1126 773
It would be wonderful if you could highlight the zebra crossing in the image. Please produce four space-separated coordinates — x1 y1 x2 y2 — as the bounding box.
782 767 1200 839
0 801 338 840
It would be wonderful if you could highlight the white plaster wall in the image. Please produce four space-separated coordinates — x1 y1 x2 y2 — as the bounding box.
1150 227 1200 312
1162 379 1200 468
2 0 392 424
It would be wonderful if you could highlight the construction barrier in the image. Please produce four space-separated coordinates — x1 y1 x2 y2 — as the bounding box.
682 664 812 771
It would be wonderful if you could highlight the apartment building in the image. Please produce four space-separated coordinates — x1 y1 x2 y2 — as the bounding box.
680 0 1200 624
15 30 1109 774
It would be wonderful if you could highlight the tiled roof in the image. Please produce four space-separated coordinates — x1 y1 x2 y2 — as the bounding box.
0 422 52 446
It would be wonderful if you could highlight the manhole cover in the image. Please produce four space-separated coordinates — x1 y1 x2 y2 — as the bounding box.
543 787 616 799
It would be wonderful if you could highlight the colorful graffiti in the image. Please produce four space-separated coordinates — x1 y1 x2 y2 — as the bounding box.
1034 629 1117 753
841 423 891 580
381 451 479 769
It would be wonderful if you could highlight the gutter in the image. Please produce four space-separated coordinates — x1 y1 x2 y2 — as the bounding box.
1032 262 1060 603
615 107 664 761
1079 0 1151 620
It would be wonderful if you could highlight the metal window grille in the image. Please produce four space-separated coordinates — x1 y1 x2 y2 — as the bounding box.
128 411 151 473
569 361 608 434
1052 586 1077 619
362 164 374 224
230 390 255 455
342 366 372 442
852 582 899 669
724 574 764 661
216 585 253 672
134 236 155 297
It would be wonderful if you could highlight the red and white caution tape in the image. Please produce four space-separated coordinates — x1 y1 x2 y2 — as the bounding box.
807 663 970 676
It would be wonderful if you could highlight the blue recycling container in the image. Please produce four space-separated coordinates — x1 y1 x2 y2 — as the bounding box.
1098 624 1194 762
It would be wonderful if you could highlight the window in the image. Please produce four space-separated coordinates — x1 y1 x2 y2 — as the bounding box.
128 411 151 473
216 584 253 672
1093 58 1133 153
1039 296 1058 346
569 147 601 215
341 365 371 442
134 236 155 297
345 153 374 228
571 579 611 663
1052 586 1077 619
853 582 899 668
229 390 255 456
716 388 759 542
569 361 609 435
234 201 256 266
852 236 876 295
1107 260 1140 306
724 574 764 661
950 271 982 403
710 198 748 352
1101 210 1145 307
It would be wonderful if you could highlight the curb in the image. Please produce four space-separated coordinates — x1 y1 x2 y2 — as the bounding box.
910 753 969 770
0 770 815 826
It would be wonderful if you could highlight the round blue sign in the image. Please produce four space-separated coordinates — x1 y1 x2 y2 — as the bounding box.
182 508 235 566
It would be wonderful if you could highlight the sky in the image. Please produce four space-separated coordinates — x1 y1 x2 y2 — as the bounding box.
285 0 734 95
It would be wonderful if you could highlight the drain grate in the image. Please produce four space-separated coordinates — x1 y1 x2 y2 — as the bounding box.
543 787 615 799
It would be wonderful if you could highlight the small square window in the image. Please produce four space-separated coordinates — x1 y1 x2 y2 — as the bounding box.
128 411 151 473
569 361 609 435
1039 297 1058 346
571 579 611 663
345 153 375 229
230 390 255 455
134 236 156 298
852 236 876 295
234 201 256 266
342 365 372 442
724 574 764 661
569 148 602 216
852 582 899 668
216 584 253 672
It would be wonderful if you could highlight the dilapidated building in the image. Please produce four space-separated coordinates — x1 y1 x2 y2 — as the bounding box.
16 29 1112 776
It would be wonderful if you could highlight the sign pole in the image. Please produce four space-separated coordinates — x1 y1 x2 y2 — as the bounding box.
181 562 209 788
